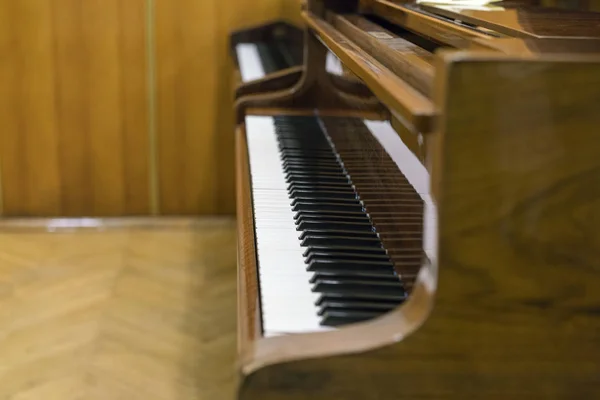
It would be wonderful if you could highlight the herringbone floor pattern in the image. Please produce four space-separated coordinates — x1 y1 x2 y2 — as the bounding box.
0 218 237 400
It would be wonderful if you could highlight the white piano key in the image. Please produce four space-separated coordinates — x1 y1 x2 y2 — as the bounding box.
236 43 266 83
245 115 330 337
326 51 343 75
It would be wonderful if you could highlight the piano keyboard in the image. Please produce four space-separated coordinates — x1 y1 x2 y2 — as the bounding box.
235 44 265 82
246 115 427 337
236 42 342 84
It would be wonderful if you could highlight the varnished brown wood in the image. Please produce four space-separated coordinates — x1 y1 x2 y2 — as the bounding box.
156 0 220 215
236 52 600 400
236 124 262 360
420 1 600 39
235 66 304 99
329 13 434 96
235 28 387 124
303 11 436 132
371 0 506 49
2 0 297 217
0 0 150 216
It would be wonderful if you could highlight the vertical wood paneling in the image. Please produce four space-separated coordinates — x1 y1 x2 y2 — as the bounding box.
155 0 220 215
84 0 126 215
119 0 152 214
0 0 291 217
155 0 286 216
0 1 24 215
0 0 150 217
0 0 62 216
282 0 304 25
53 0 91 216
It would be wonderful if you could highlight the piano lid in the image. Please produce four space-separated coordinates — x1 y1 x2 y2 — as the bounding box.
408 0 600 39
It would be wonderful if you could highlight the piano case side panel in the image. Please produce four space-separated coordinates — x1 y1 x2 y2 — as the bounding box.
236 124 262 361
238 55 600 400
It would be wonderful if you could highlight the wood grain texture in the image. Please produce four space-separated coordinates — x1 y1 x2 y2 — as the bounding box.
236 125 262 360
0 218 237 399
237 55 600 399
0 0 291 217
155 0 286 216
0 0 150 217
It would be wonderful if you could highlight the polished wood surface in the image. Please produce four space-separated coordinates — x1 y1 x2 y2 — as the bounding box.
0 0 300 217
234 29 388 124
0 0 150 216
0 217 237 399
370 0 503 49
329 14 434 96
236 125 262 359
303 12 435 132
237 53 600 400
419 0 600 38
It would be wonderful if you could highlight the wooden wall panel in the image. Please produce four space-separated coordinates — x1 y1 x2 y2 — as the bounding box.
0 0 150 217
155 0 220 215
155 0 286 215
0 0 294 217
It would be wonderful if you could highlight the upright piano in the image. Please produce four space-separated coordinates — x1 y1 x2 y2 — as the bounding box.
231 1 600 398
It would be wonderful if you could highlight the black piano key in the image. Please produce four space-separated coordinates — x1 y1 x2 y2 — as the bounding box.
310 272 400 285
322 306 386 318
286 174 350 183
291 198 361 208
284 166 345 175
300 235 382 248
289 185 355 192
293 209 371 220
292 202 364 213
288 181 352 191
283 166 348 179
312 281 407 299
280 144 329 148
310 269 398 280
281 156 339 164
320 310 388 327
307 259 395 275
298 229 378 240
305 251 390 264
315 295 401 309
280 150 334 156
288 177 351 186
285 172 347 181
302 245 388 258
289 190 357 200
283 160 341 168
317 305 391 317
296 220 374 232
295 216 373 227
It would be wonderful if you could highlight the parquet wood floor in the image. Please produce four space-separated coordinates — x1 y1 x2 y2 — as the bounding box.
0 218 237 400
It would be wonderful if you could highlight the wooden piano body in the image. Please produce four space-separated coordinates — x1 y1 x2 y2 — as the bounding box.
231 1 600 398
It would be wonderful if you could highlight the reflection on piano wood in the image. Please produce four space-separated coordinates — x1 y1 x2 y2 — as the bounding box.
231 1 600 398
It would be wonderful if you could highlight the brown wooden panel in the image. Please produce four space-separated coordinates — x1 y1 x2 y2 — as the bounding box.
119 0 152 214
0 0 62 216
0 0 150 217
0 0 288 217
156 0 286 215
155 0 219 215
